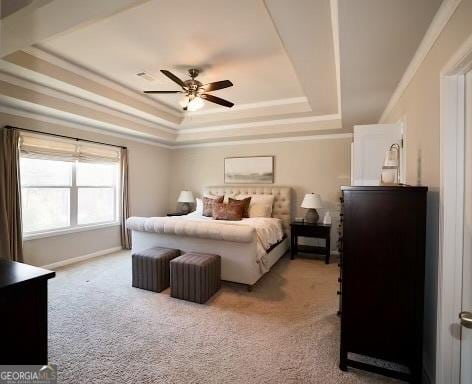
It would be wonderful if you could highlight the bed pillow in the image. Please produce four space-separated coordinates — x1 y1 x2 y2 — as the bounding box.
248 203 272 218
228 196 251 218
235 194 275 216
212 202 244 221
202 196 224 217
195 198 203 214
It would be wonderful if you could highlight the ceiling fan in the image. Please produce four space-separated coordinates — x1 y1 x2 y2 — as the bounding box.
144 68 234 111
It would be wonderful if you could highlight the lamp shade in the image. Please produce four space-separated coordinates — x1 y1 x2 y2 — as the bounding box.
177 190 194 203
383 147 400 167
301 193 322 209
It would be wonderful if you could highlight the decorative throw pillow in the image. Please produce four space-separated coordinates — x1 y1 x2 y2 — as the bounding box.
228 197 251 218
212 202 244 221
235 194 275 216
248 203 272 218
202 196 224 217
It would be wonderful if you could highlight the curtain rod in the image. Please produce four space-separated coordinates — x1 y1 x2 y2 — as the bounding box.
4 125 127 149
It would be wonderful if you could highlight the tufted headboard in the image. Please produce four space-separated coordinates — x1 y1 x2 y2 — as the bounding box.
203 186 292 234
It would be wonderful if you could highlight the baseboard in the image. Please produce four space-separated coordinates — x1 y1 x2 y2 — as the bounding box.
41 246 123 270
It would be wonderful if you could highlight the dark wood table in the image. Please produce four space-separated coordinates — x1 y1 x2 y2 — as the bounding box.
290 221 332 263
0 259 55 364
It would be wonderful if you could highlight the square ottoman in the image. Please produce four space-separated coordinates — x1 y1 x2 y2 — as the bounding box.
170 252 221 304
132 247 180 292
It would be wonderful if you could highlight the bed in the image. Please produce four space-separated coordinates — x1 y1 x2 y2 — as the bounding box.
127 186 292 289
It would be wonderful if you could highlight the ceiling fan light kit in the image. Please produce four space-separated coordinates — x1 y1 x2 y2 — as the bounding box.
144 68 234 111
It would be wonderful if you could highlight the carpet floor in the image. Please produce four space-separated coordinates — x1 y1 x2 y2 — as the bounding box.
48 251 399 384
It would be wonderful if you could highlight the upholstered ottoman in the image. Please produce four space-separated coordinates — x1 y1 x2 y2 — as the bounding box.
170 253 221 304
132 247 180 292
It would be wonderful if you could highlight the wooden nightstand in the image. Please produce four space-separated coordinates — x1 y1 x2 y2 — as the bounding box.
166 212 188 216
290 221 332 263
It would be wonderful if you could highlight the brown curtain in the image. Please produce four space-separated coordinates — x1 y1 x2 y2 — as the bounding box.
120 147 131 249
0 128 23 262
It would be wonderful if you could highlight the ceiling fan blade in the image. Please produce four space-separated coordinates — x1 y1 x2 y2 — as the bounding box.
201 93 234 108
144 90 182 94
160 70 185 87
203 80 233 92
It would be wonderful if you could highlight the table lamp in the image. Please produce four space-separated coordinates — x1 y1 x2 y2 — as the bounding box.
177 190 194 213
301 193 322 223
380 143 401 185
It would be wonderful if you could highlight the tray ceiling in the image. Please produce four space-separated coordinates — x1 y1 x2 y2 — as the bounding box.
0 0 443 146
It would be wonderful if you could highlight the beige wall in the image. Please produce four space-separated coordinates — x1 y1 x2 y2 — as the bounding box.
381 0 472 380
0 113 171 266
168 137 352 251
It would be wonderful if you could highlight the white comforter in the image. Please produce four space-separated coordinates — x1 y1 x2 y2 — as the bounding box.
126 213 284 270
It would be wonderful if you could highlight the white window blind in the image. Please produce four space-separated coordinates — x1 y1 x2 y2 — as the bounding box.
20 134 121 163
19 133 121 236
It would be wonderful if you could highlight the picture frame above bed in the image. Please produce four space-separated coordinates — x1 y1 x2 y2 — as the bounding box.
224 156 274 184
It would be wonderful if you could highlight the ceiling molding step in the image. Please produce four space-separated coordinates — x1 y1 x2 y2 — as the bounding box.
0 104 351 150
3 49 182 127
264 0 338 115
0 105 173 149
187 97 308 116
24 46 182 118
379 0 463 123
179 113 341 134
173 132 353 149
0 86 177 143
24 47 315 125
0 71 176 136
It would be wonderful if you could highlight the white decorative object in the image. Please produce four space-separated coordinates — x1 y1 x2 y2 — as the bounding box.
380 143 401 185
322 211 332 225
177 190 195 213
301 193 322 224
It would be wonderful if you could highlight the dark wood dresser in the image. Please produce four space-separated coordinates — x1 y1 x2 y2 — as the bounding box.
338 186 427 383
0 259 55 364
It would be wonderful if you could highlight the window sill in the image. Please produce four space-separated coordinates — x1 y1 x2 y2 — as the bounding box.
23 222 121 241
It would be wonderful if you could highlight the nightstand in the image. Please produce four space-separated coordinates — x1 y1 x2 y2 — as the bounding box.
290 221 332 263
166 212 188 216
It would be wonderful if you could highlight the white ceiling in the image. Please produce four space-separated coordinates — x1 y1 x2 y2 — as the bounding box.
38 0 306 112
338 0 442 130
0 0 444 145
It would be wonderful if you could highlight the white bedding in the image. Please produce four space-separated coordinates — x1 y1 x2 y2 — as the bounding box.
126 213 284 272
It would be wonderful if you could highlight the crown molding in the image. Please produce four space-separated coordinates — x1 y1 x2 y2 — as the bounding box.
173 132 352 149
0 70 177 136
1 103 351 150
0 105 173 149
0 70 340 137
379 0 463 123
186 97 308 116
179 113 341 134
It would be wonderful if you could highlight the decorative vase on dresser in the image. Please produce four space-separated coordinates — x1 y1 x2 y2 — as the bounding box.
338 186 427 383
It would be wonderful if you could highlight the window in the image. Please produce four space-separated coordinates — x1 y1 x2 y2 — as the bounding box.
19 135 121 236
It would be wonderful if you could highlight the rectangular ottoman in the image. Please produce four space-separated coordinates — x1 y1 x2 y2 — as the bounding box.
132 247 180 292
170 253 221 304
